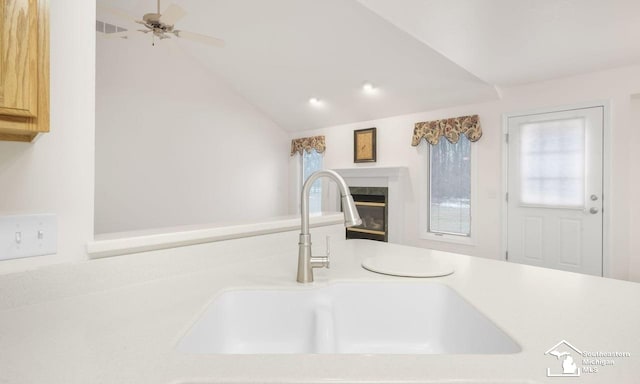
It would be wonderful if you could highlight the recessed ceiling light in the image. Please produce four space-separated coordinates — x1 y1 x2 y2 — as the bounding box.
309 97 323 107
362 82 378 94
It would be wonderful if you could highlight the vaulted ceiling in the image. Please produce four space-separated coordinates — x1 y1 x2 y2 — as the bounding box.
97 0 640 131
358 0 640 86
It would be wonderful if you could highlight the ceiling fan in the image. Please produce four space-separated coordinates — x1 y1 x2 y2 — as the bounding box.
98 0 225 47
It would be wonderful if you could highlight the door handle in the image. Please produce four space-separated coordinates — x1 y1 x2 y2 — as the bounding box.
589 207 599 214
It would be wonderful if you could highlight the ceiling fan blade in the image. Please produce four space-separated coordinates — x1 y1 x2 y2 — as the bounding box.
160 4 186 26
175 30 225 47
97 4 137 24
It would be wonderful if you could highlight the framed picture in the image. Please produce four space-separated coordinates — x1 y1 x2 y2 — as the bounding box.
354 127 377 163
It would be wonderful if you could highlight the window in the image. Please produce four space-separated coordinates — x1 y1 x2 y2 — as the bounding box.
302 149 323 213
519 118 585 207
428 135 471 236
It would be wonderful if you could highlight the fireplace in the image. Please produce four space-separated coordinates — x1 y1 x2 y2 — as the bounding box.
345 187 388 242
333 167 407 244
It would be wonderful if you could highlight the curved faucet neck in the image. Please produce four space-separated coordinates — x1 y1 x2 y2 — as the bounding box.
301 170 350 235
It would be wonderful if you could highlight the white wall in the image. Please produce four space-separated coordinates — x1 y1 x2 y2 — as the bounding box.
0 1 96 274
95 37 290 234
629 95 640 282
294 65 640 281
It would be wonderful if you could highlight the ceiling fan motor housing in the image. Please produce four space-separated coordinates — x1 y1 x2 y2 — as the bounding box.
142 13 161 23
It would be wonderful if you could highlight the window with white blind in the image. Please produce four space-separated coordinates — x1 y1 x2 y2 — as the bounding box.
519 118 585 207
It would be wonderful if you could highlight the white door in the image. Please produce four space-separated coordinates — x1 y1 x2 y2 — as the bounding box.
506 107 603 276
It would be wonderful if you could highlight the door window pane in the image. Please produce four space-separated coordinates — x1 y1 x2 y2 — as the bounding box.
520 118 585 207
302 149 323 213
429 136 471 236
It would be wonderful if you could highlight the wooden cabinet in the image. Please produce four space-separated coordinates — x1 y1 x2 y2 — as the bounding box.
0 0 49 142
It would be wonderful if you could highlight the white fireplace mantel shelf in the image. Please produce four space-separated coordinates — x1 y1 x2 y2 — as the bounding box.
333 166 408 178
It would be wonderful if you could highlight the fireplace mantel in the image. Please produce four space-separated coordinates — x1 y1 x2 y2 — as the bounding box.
333 167 409 244
332 166 407 178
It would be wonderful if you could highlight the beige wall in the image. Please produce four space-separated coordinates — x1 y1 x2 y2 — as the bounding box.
0 0 96 274
629 95 640 282
95 36 290 234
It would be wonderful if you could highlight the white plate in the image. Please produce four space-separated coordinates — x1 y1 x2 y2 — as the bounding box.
362 253 454 277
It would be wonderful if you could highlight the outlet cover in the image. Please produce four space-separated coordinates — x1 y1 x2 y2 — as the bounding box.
0 214 57 261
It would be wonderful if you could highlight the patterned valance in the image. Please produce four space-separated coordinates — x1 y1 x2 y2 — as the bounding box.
290 135 326 156
411 115 482 146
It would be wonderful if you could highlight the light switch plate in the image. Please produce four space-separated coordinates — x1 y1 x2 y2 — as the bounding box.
0 214 57 261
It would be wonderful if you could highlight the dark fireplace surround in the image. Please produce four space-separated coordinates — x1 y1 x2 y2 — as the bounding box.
345 186 388 242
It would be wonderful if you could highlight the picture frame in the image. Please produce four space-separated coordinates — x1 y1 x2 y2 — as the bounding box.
353 127 377 163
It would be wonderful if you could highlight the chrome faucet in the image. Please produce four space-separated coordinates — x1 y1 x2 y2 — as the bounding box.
297 170 362 283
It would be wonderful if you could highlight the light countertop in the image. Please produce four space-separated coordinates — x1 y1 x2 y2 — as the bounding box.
1 226 639 383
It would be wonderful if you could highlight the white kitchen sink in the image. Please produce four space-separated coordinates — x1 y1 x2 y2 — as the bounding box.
176 282 520 354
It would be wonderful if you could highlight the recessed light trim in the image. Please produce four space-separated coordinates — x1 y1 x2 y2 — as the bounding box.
309 97 324 107
362 82 378 95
